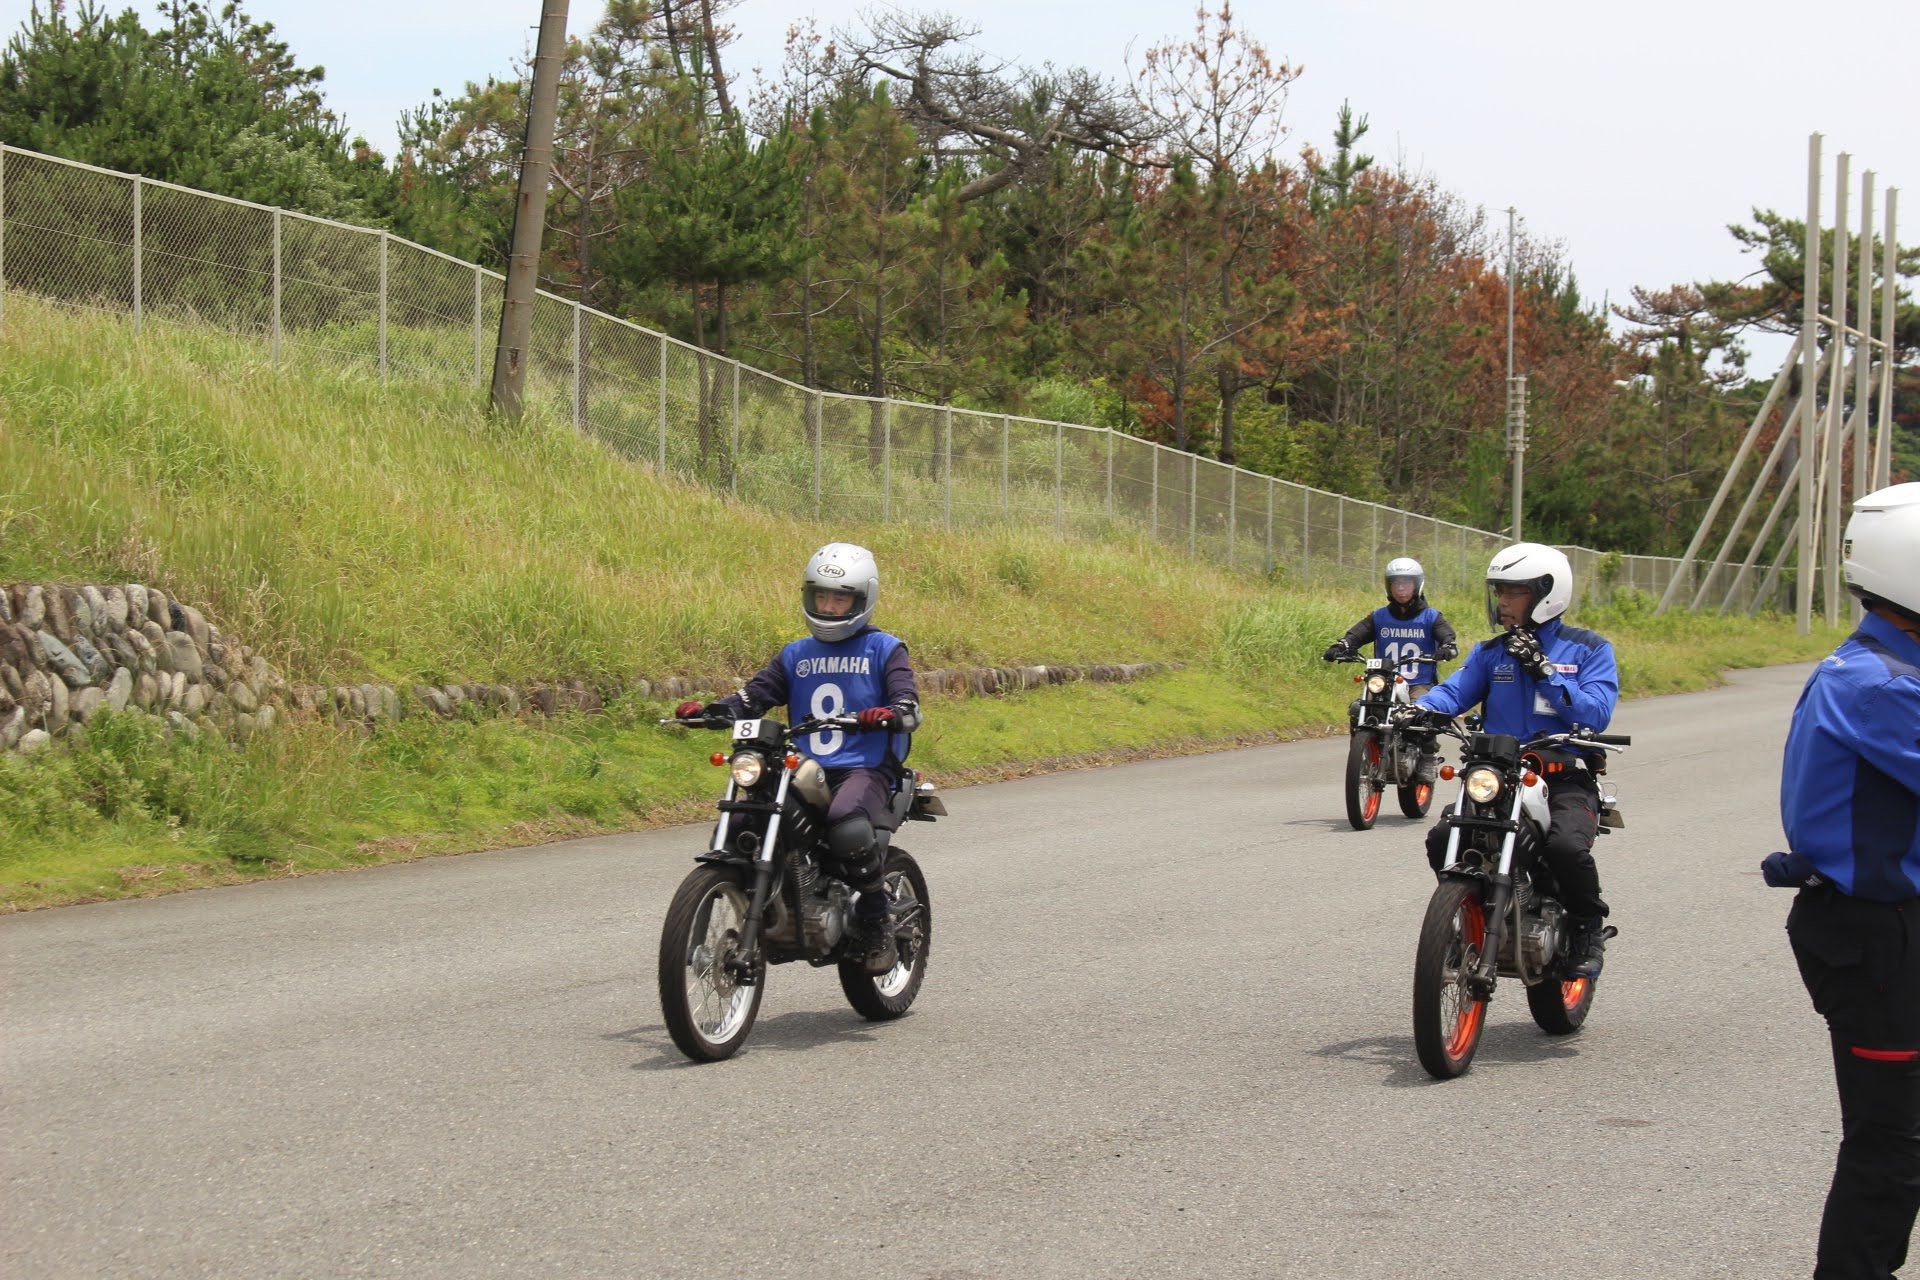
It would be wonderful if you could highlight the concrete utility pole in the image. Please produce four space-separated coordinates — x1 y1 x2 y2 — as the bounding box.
1505 207 1526 541
490 0 571 418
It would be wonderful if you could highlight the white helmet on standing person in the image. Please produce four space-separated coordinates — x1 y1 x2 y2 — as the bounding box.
1484 542 1573 630
1844 482 1920 625
802 543 880 643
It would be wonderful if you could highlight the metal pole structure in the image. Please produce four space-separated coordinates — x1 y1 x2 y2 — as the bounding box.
1054 423 1064 540
1753 518 1801 618
489 0 570 418
1301 490 1311 581
1337 499 1345 569
271 210 282 367
1506 207 1525 541
1660 336 1800 612
1797 133 1822 636
882 401 893 524
730 363 740 497
1105 429 1114 521
942 406 953 530
810 392 822 516
569 303 581 430
1853 172 1875 515
0 147 7 330
1150 445 1158 541
1875 190 1899 490
1266 481 1275 573
1227 472 1237 570
1721 453 1803 612
1823 152 1850 627
657 334 669 471
1001 415 1010 522
472 270 485 387
378 231 389 382
1188 461 1197 559
131 176 142 335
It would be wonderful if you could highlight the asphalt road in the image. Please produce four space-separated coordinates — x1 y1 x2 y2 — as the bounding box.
2 664 1849 1278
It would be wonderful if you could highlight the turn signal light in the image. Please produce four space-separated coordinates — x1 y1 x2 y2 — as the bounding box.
709 753 727 767
1394 676 1406 684
1353 674 1363 683
785 753 803 770
1439 765 1456 781
1522 770 1539 787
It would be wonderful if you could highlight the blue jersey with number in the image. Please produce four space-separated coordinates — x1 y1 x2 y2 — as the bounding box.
1372 605 1444 685
780 630 910 768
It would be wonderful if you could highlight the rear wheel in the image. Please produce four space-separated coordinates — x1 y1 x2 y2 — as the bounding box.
1345 732 1384 830
658 865 766 1062
1397 780 1434 819
1413 879 1490 1079
839 849 932 1021
1527 970 1597 1035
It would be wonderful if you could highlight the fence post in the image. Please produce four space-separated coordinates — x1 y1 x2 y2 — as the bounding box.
1105 430 1115 520
132 175 142 335
1150 446 1159 541
472 270 484 387
570 302 582 430
1227 471 1237 569
1266 481 1275 573
1370 505 1378 567
882 401 893 523
942 406 953 530
1054 423 1064 539
1302 491 1311 582
0 147 7 329
810 392 822 516
271 210 282 367
1001 414 1010 522
657 333 668 473
730 363 741 497
378 231 388 381
1188 461 1196 559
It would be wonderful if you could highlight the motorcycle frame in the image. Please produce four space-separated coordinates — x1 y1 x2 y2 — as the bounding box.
1438 765 1546 990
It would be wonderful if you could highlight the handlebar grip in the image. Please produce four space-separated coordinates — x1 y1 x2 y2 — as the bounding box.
1591 733 1631 746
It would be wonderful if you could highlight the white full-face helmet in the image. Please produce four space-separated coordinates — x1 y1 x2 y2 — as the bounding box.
1384 556 1425 605
802 542 880 643
1485 542 1573 629
1844 482 1920 624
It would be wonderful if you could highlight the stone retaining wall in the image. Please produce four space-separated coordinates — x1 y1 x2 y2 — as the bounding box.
2 582 1176 753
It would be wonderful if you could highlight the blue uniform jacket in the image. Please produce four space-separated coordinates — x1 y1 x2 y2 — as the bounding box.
1780 613 1920 901
1416 618 1619 744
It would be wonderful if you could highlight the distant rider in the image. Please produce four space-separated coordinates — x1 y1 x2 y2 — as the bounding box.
1763 482 1920 1280
1324 556 1458 784
676 543 921 974
1407 543 1620 980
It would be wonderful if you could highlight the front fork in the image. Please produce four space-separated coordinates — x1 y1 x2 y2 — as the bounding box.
725 770 794 984
1442 786 1526 999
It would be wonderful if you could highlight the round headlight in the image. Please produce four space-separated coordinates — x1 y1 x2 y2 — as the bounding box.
1463 767 1503 804
1366 675 1388 694
729 752 766 787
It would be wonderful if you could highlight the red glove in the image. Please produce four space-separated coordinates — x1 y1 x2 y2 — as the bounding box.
855 706 898 729
674 700 705 719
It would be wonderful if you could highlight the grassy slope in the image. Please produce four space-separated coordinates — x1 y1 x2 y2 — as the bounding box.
0 300 1845 908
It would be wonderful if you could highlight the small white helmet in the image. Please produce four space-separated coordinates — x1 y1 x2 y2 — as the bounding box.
802 542 880 643
1485 542 1573 629
1844 482 1920 623
1384 556 1425 602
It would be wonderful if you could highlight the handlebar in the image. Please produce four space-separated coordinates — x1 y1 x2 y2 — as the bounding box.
1328 651 1438 664
659 713 871 737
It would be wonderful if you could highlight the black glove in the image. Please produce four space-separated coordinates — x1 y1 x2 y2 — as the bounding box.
699 701 736 723
1323 643 1351 662
1502 628 1553 680
1761 851 1817 888
1437 643 1458 662
1391 704 1433 728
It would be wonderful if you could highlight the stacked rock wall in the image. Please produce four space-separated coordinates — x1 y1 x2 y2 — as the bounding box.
3 582 1180 754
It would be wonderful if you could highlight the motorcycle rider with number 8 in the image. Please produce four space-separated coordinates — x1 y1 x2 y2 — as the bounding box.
674 543 921 974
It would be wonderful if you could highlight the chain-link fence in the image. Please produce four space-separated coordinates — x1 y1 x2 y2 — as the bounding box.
0 144 1782 612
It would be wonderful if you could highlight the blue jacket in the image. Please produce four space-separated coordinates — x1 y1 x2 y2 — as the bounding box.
1416 618 1619 745
1780 614 1920 901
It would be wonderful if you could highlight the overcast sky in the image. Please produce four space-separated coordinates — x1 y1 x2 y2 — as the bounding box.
17 0 1911 373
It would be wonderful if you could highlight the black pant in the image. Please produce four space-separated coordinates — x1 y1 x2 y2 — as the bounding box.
1424 771 1608 920
1788 887 1920 1278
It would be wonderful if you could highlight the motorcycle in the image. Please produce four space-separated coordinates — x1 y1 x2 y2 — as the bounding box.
1328 649 1440 829
656 711 946 1062
1410 718 1629 1079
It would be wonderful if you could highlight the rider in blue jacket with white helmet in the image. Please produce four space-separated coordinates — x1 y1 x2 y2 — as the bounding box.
1411 542 1621 979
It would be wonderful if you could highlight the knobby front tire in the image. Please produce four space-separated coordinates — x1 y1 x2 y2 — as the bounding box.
1345 733 1384 831
659 865 766 1062
1413 879 1490 1079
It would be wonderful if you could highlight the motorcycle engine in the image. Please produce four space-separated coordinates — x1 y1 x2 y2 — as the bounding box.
803 879 851 951
1519 896 1566 973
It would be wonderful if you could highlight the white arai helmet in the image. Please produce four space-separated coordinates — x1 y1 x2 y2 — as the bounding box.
1844 482 1920 624
1384 556 1425 602
801 543 881 643
1484 542 1573 629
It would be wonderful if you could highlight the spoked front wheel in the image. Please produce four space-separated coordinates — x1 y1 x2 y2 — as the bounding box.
1527 969 1597 1035
658 865 766 1062
1344 732 1385 830
839 849 932 1021
1413 879 1491 1079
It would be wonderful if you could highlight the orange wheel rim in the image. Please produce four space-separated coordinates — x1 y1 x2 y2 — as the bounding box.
1561 977 1590 1009
1415 784 1432 806
1446 898 1488 1060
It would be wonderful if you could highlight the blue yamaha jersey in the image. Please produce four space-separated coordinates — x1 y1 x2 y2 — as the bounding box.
1371 605 1445 686
1416 618 1618 744
780 630 911 769
1780 614 1920 901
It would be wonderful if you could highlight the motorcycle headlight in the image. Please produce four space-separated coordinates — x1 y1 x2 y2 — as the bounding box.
729 752 767 787
1463 767 1503 804
1366 675 1388 695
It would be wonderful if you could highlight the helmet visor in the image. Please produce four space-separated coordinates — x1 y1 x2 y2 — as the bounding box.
1486 580 1540 630
803 584 865 622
